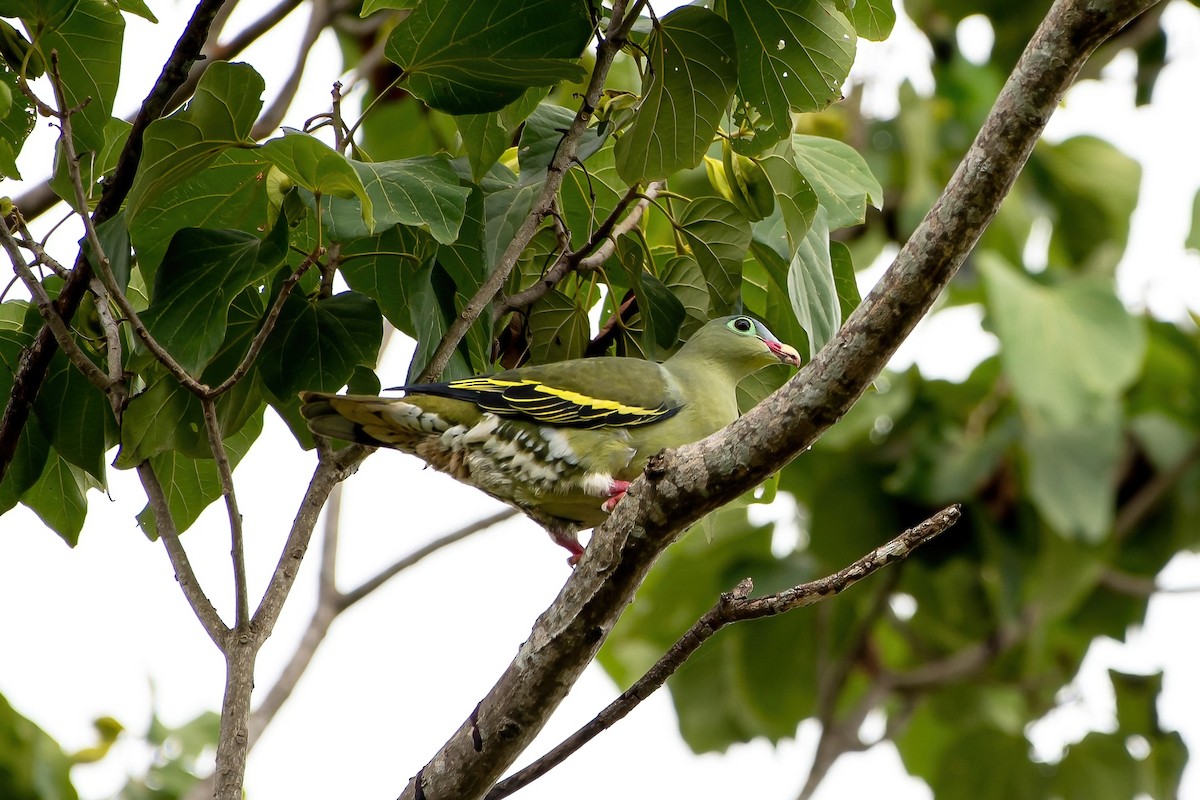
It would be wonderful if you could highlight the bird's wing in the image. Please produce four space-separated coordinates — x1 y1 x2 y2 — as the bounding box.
401 357 682 429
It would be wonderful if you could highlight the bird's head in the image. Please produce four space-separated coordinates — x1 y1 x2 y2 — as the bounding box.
672 315 802 377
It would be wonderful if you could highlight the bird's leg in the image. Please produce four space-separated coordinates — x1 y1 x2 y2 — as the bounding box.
601 479 631 513
548 526 586 567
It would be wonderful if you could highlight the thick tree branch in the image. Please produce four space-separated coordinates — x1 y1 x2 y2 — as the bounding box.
396 2 1158 798
487 506 961 800
0 0 229 482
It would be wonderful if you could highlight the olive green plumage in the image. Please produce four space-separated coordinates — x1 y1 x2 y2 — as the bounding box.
300 316 800 562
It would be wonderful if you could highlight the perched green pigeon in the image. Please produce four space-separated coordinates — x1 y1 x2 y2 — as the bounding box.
300 315 800 563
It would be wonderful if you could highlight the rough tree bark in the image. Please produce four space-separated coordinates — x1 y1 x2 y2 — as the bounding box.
395 0 1161 798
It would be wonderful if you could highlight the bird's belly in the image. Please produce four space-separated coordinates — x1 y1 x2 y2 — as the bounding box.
452 417 635 526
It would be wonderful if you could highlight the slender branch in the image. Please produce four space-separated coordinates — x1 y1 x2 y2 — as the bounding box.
495 182 663 317
201 397 250 628
138 461 228 645
1099 569 1200 596
0 0 229 482
1114 437 1200 540
398 3 1158 798
0 218 111 390
487 507 962 800
206 251 320 397
415 0 650 383
339 508 518 610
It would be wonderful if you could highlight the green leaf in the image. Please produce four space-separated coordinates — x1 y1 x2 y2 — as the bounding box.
758 146 818 245
0 62 36 178
614 6 738 183
518 101 608 185
929 728 1048 800
126 61 265 222
34 349 114 485
23 448 92 546
141 222 287 375
849 0 896 41
128 148 272 282
136 411 263 539
1030 135 1141 271
638 269 686 351
339 225 436 330
407 261 474 382
0 691 79 800
260 131 374 228
659 254 710 335
790 133 882 229
362 0 418 13
1023 411 1121 542
1111 670 1164 739
528 289 589 364
0 413 49 516
829 240 860 321
980 257 1147 424
1186 188 1200 252
385 0 591 114
1053 732 1139 800
116 0 155 22
456 88 542 181
0 0 79 30
678 197 752 315
559 138 626 251
320 155 469 243
787 207 838 357
39 0 122 161
725 0 855 140
260 290 383 399
115 370 197 467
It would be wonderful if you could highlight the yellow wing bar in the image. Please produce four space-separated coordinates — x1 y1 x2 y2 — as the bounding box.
417 377 679 429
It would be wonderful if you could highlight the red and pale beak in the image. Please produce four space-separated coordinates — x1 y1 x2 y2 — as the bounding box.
766 339 802 368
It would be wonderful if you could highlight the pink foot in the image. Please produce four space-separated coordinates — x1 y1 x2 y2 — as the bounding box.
602 479 631 513
549 527 585 567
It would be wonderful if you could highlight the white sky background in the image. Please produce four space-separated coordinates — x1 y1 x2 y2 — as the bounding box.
1 2 1199 799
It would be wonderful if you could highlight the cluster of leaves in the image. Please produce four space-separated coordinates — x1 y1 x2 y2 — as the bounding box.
601 5 1198 797
0 689 218 800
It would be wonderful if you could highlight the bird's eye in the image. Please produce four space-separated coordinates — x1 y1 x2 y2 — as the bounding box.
731 317 753 333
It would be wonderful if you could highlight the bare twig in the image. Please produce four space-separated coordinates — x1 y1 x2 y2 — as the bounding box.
339 508 518 610
138 461 228 645
201 397 250 627
206 251 320 397
486 506 962 800
495 182 663 317
0 218 111 390
1114 438 1200 540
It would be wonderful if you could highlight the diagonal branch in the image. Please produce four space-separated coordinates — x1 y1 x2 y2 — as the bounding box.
395 2 1160 798
486 506 962 800
138 461 228 646
494 182 663 318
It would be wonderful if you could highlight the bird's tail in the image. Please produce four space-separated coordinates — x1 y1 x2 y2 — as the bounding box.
298 391 448 450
